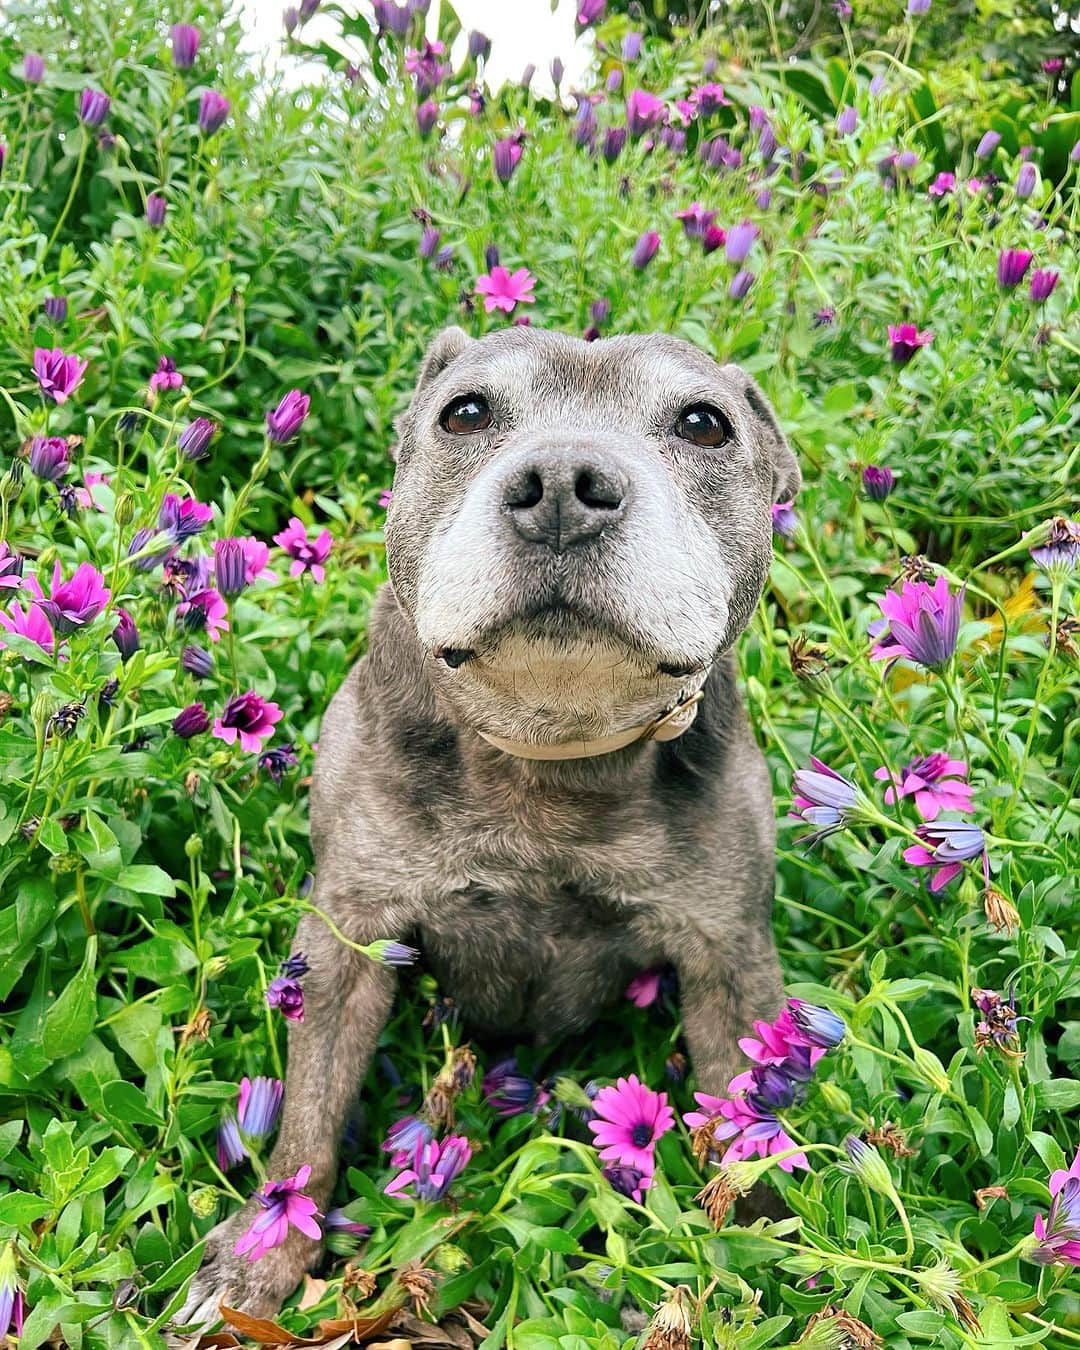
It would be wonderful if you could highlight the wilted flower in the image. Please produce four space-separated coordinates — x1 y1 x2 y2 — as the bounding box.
259 743 299 783
791 757 862 846
173 702 211 738
888 323 933 363
385 1135 472 1202
588 1074 675 1173
79 88 111 125
1029 269 1059 303
146 192 167 227
626 88 666 137
213 690 284 753
198 90 230 135
149 356 183 392
493 135 524 183
874 752 973 821
234 1165 322 1262
178 416 217 461
266 389 310 442
870 575 963 668
862 465 894 500
982 887 1020 933
475 265 536 314
1029 1150 1080 1266
903 820 987 891
33 347 88 404
997 248 1033 289
39 561 110 637
1029 516 1079 576
111 608 139 661
217 1076 285 1169
971 987 1024 1056
28 436 69 482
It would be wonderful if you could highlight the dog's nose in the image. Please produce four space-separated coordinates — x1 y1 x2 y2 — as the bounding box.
502 452 627 552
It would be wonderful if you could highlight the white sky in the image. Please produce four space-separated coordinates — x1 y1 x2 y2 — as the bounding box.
241 0 595 95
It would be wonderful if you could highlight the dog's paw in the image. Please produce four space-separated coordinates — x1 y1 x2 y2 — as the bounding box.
173 1205 322 1332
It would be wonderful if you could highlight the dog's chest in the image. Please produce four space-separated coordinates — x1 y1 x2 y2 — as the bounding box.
414 880 652 1036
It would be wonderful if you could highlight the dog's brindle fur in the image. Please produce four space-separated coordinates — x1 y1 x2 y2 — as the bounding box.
179 326 800 1324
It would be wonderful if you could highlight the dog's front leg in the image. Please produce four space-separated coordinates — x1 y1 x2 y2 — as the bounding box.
176 906 396 1327
673 921 785 1097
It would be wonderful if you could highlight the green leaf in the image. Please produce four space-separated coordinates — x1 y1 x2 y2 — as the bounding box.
113 864 177 898
101 1079 165 1126
41 937 98 1062
1034 1079 1080 1113
0 1191 54 1226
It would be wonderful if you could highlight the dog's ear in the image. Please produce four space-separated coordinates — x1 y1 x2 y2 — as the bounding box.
724 366 801 504
392 327 474 462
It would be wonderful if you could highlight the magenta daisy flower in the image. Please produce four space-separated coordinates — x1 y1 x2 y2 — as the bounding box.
383 1115 436 1166
869 575 963 669
1030 1149 1080 1266
0 574 54 655
212 690 284 753
233 1165 322 1262
874 753 973 821
625 969 663 1007
685 1091 808 1172
475 265 536 314
588 1074 675 1173
176 588 229 642
385 1135 472 1202
273 516 333 582
39 561 110 637
148 355 184 392
902 820 987 891
33 346 87 404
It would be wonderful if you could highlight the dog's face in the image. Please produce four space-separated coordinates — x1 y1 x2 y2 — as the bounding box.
386 326 799 743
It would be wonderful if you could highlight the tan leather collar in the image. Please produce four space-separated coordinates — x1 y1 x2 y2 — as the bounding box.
477 686 705 761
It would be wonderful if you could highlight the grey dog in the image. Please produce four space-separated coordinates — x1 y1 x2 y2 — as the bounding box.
178 325 800 1324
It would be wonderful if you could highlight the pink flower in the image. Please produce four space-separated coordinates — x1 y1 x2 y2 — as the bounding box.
385 1136 472 1202
378 489 393 509
74 472 109 510
241 537 274 582
869 575 962 669
0 574 54 655
588 1074 675 1174
233 1165 322 1263
685 1091 808 1172
176 588 229 642
39 561 110 637
902 821 986 891
625 969 663 1007
874 753 973 821
928 171 956 197
625 88 666 136
736 1007 827 1074
475 266 536 314
272 516 332 582
33 347 88 404
213 690 284 753
1031 1149 1080 1266
148 356 183 392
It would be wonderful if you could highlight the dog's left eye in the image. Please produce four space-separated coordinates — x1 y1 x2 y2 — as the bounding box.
675 403 734 449
440 394 493 434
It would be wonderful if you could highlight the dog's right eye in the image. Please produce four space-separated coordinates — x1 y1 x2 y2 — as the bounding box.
440 395 493 434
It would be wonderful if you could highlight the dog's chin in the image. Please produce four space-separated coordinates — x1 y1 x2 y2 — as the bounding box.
428 616 712 745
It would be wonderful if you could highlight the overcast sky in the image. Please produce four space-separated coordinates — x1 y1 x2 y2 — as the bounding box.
241 0 595 94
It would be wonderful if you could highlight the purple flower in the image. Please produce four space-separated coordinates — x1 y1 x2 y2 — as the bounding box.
197 90 230 136
870 575 963 669
382 1115 435 1166
519 63 536 91
729 269 755 300
29 436 69 482
149 355 183 393
483 243 500 271
367 940 420 966
791 756 861 846
234 1165 322 1262
577 0 605 24
273 516 332 582
1029 269 1059 303
725 220 759 263
887 322 933 364
493 136 524 183
181 644 213 678
385 1135 472 1202
787 1000 846 1049
482 1058 550 1117
908 0 930 12
833 0 852 16
0 1245 26 1343
771 500 797 537
1016 163 1038 199
551 56 565 86
404 40 447 97
325 1208 370 1236
928 171 956 198
79 88 111 126
997 248 1033 289
39 561 110 637
1030 517 1080 575
975 130 1001 159
178 416 217 461
626 89 666 137
300 0 320 19
862 465 895 500
1041 58 1064 74
418 226 441 258
903 821 986 891
23 53 45 84
604 1164 651 1203
896 149 919 170
416 99 438 136
43 295 67 323
177 588 228 641
111 608 140 661
874 753 974 821
267 974 304 1021
601 126 627 163
813 306 836 327
1031 1152 1080 1266
217 1075 285 1169
622 32 642 60
33 347 88 404
266 389 310 442
280 952 310 979
171 24 201 69
173 702 210 738
259 743 299 783
631 230 660 270
283 7 299 34
0 544 24 591
213 690 284 753
146 192 167 227
755 188 773 210
373 0 411 35
158 493 212 542
836 105 858 135
213 538 248 599
606 68 623 94
468 29 490 61
590 297 610 325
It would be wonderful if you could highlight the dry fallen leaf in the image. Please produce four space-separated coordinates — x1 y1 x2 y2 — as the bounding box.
298 1276 330 1313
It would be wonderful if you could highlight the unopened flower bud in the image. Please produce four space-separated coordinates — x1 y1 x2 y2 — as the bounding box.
912 1047 951 1094
189 1187 218 1218
114 492 136 527
185 834 203 858
844 1135 897 1198
431 1243 470 1273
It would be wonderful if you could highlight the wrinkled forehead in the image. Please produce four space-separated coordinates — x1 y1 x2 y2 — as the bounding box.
416 329 742 427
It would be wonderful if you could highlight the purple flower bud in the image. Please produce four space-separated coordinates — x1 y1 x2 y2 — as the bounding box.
907 0 930 11
283 7 299 34
1071 140 1080 162
975 130 1000 159
1015 162 1037 199
146 192 167 227
755 188 773 210
182 644 213 678
416 99 438 137
862 465 895 501
590 297 610 324
702 224 726 254
29 436 69 482
897 149 919 170
197 90 230 136
869 73 886 96
79 88 111 126
601 126 627 163
583 326 601 342
267 975 304 1021
836 105 858 135
173 702 210 738
493 136 523 183
434 245 454 272
43 295 67 323
605 67 622 94
725 220 759 263
213 538 248 599
300 0 319 18
997 248 1033 289
484 242 500 271
178 416 217 461
111 607 140 661
171 24 201 69
368 940 420 966
622 31 643 60
468 30 491 62
520 63 536 90
266 389 310 442
729 268 755 300
23 52 45 84
419 225 441 257
551 56 564 86
631 230 659 270
1029 269 1059 302
577 0 605 23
